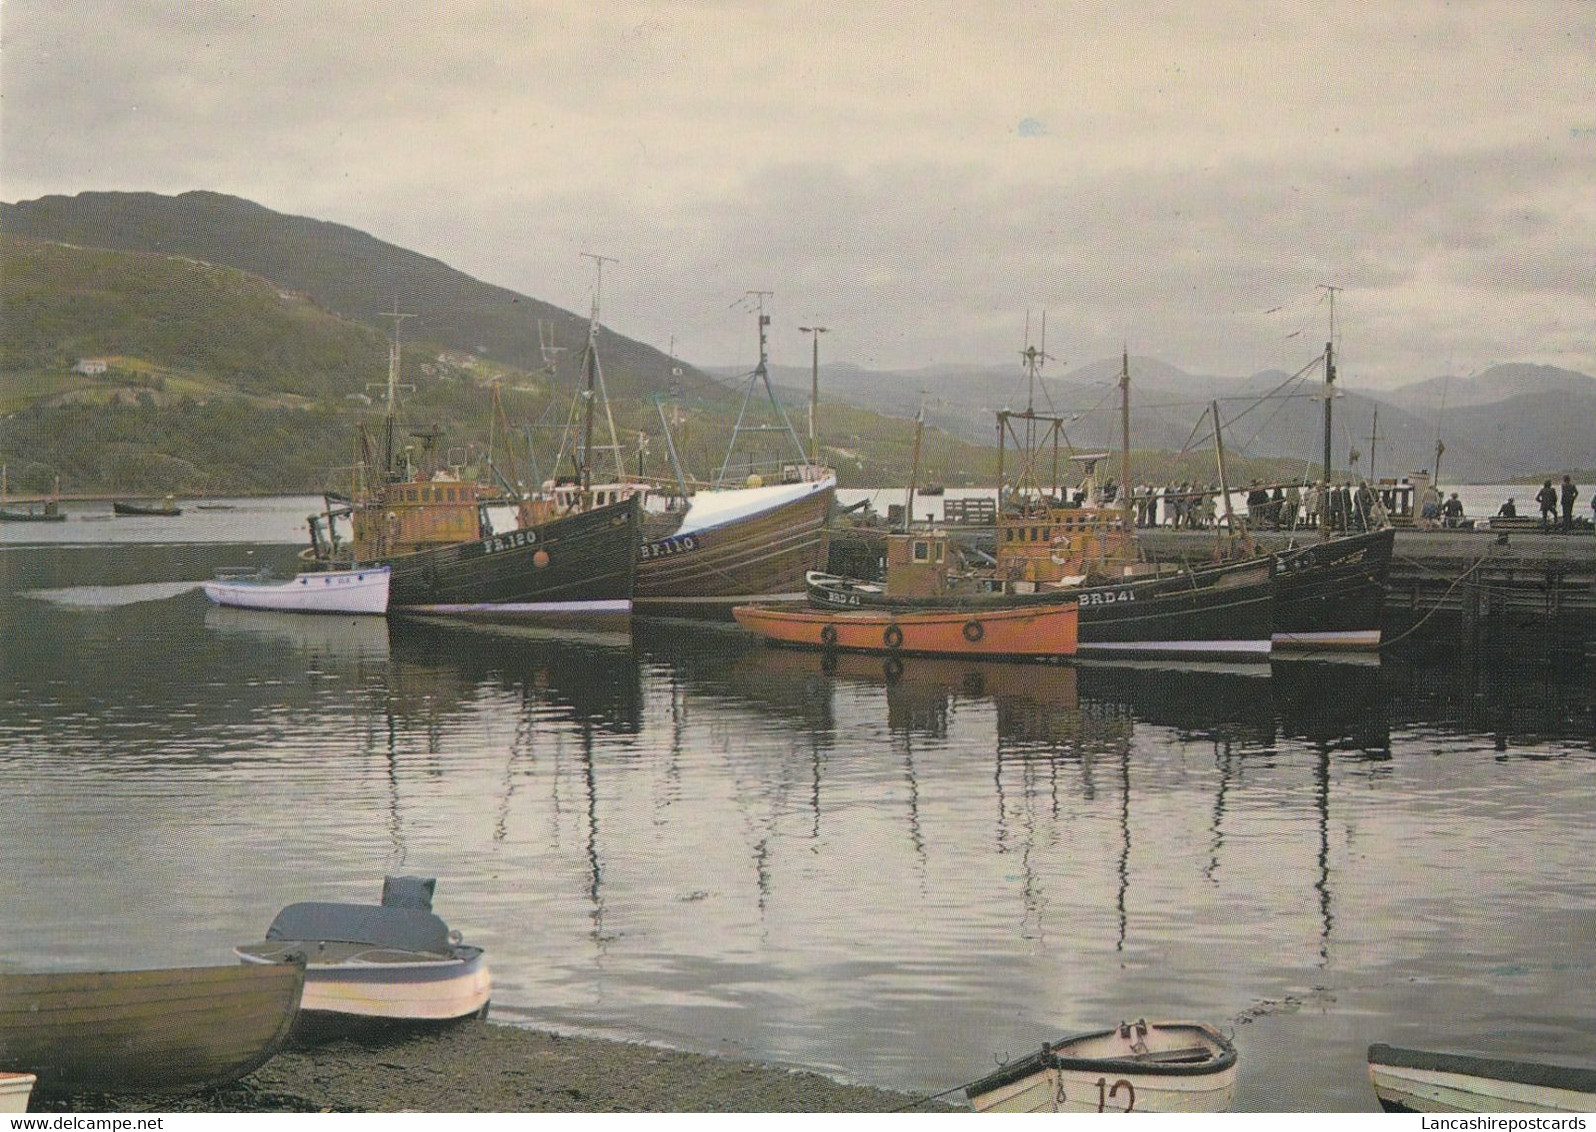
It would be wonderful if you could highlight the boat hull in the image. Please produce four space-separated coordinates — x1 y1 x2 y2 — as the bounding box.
1368 1044 1596 1113
112 502 182 516
1078 560 1275 660
1272 528 1394 650
0 963 304 1098
0 508 65 522
0 1073 35 1113
364 496 639 625
967 1021 1238 1114
203 566 391 614
635 479 834 617
732 601 1077 659
238 949 490 1025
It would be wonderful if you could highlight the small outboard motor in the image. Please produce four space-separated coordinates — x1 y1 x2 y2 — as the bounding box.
381 875 436 911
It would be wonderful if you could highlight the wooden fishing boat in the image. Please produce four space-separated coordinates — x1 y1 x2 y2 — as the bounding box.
113 496 182 516
966 1019 1238 1113
236 876 490 1029
1368 1043 1596 1113
203 564 391 614
733 599 1077 660
0 1073 35 1113
634 472 835 617
304 309 639 626
1272 526 1395 650
0 961 304 1098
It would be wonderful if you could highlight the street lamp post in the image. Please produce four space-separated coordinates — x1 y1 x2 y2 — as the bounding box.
798 325 829 465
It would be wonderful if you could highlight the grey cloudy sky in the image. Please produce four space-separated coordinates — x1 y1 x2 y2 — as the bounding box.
4 1 1595 386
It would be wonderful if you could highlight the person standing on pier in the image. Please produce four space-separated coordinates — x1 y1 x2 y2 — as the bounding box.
1536 480 1559 530
1561 475 1579 533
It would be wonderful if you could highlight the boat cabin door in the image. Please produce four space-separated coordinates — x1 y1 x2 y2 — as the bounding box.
885 531 950 597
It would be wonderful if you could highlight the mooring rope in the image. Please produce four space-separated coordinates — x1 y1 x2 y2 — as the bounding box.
1380 549 1494 649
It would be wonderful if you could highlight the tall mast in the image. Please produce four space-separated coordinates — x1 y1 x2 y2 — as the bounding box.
1319 284 1341 481
577 252 621 490
799 324 829 465
714 292 809 485
1212 399 1237 555
378 304 416 479
1369 407 1379 483
1119 346 1132 525
905 393 925 531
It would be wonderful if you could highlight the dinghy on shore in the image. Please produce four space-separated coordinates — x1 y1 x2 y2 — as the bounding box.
1368 1043 1596 1113
965 1019 1237 1113
236 876 489 1031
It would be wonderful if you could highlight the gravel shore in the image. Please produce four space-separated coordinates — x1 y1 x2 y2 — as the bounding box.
32 1020 955 1113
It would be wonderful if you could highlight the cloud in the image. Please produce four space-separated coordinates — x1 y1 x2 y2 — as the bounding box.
3 0 1594 384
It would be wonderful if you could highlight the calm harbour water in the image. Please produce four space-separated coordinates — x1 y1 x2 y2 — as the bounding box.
2 499 1593 1111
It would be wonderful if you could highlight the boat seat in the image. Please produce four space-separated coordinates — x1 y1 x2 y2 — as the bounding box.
265 901 452 953
1127 1046 1214 1064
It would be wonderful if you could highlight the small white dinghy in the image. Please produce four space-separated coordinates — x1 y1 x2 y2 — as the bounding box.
1368 1043 1596 1113
203 565 390 614
236 876 489 1032
965 1019 1238 1113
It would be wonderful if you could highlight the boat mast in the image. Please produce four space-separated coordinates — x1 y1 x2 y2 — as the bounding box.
714 292 810 485
1211 399 1238 555
1319 284 1341 482
378 304 417 481
800 324 829 466
905 392 925 531
1119 346 1132 526
577 252 624 491
1369 407 1379 483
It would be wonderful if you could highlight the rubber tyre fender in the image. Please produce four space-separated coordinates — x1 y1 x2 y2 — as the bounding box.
819 624 839 647
883 624 904 649
962 619 985 643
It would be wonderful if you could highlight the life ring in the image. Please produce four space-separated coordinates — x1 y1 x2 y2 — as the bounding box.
819 624 839 647
883 624 904 649
962 619 985 643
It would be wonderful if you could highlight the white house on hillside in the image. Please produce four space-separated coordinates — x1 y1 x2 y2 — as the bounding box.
72 358 108 375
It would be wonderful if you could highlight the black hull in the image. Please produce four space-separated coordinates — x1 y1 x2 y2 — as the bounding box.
372 496 639 622
113 501 181 516
1272 528 1395 650
1077 560 1275 660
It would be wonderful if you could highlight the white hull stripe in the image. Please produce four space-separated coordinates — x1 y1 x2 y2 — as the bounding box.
403 600 631 614
1273 629 1382 648
1079 638 1273 655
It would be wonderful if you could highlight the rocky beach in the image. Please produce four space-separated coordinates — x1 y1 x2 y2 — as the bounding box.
29 1020 952 1114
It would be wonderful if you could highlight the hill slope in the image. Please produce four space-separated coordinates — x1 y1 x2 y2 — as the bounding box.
0 190 719 400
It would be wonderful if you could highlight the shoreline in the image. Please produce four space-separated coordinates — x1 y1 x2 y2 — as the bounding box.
30 1019 955 1113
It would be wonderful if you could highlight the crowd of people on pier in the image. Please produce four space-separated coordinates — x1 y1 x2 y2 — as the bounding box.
1117 479 1380 533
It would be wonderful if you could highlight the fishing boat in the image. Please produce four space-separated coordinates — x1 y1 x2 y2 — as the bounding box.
0 467 67 522
558 294 835 617
303 306 638 626
202 564 391 614
733 600 1077 661
1272 525 1395 650
113 495 182 517
236 876 489 1030
0 1073 35 1113
0 961 304 1098
1368 1043 1596 1113
965 1019 1238 1113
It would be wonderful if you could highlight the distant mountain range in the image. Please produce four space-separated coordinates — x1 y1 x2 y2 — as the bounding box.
711 354 1596 482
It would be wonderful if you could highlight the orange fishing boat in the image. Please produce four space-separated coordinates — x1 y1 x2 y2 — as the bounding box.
731 601 1078 660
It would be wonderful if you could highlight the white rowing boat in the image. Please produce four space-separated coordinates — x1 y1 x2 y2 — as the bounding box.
966 1019 1237 1113
202 565 390 614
